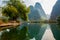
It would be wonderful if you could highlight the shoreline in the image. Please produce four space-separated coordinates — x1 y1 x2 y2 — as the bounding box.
0 22 20 31
0 22 20 27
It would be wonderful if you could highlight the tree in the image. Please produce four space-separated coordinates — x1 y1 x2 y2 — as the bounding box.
1 0 30 40
2 0 30 21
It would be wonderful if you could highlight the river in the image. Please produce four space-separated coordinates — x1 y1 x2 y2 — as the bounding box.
0 23 60 40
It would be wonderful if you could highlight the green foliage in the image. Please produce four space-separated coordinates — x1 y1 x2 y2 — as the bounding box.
0 16 9 23
2 18 9 23
2 5 19 20
1 26 29 40
2 0 30 21
1 0 30 40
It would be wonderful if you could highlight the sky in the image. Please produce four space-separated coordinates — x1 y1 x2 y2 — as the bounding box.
0 0 2 6
23 0 57 15
0 0 57 15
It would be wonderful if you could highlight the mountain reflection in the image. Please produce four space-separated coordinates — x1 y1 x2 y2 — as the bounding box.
0 23 48 40
1 25 29 40
50 23 60 40
1 23 60 40
35 24 47 40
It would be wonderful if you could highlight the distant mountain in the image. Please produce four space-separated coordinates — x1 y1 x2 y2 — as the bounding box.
28 2 47 21
35 2 47 20
28 5 41 21
50 0 60 20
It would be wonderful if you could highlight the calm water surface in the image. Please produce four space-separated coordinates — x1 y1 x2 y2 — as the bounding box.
0 23 60 40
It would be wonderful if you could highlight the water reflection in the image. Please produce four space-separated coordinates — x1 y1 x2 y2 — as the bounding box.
28 23 41 39
35 24 47 40
0 23 60 40
1 26 29 40
50 24 60 40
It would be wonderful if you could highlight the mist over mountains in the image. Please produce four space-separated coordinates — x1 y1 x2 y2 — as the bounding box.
28 2 47 21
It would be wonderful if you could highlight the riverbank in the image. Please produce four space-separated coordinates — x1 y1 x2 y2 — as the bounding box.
0 22 20 27
0 21 20 31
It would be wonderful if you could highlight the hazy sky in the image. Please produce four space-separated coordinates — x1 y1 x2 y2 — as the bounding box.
23 0 57 15
0 0 2 6
0 0 57 15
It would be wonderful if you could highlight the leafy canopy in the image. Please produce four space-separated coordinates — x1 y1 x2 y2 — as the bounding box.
2 0 30 21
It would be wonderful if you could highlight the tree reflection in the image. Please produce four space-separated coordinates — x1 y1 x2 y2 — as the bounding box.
0 23 47 40
1 26 29 40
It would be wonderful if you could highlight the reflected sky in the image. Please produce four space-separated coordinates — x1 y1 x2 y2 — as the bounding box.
42 24 55 40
